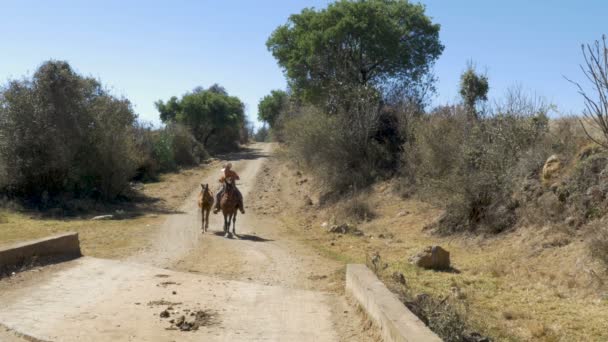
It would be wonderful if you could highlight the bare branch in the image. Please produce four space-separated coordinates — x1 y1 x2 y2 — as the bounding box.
568 35 608 147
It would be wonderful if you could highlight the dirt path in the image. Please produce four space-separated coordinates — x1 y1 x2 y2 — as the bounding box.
0 143 375 341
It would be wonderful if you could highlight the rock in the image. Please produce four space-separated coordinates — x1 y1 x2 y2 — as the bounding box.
321 222 328 228
565 216 577 227
130 182 144 191
91 215 114 220
304 196 313 206
392 272 406 285
409 245 451 270
175 315 185 326
542 154 561 183
396 211 409 217
160 310 170 318
327 223 364 236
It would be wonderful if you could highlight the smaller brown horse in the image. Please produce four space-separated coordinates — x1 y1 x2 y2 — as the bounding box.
220 177 241 237
197 183 214 233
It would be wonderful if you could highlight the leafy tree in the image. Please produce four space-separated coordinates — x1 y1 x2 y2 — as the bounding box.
156 96 180 122
266 0 443 106
155 85 245 151
0 60 138 200
258 90 288 127
459 63 489 119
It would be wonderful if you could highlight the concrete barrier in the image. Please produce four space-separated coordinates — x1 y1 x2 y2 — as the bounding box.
346 264 442 342
0 232 81 271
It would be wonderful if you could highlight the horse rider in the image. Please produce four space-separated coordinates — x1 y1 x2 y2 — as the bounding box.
213 162 245 214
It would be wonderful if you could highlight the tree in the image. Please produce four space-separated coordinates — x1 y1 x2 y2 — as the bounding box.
257 90 288 127
266 0 443 107
459 63 489 119
155 84 245 151
155 96 180 122
568 35 608 148
0 60 138 200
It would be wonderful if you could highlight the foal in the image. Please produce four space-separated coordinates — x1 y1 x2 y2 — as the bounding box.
197 183 214 233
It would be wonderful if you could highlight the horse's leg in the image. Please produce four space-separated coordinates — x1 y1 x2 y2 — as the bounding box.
232 211 237 236
224 214 230 237
205 207 210 231
201 206 205 233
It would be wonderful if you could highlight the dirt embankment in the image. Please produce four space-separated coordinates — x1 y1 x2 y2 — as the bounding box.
257 153 608 342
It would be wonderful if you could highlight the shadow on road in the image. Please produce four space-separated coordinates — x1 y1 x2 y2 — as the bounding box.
211 231 273 242
216 146 269 161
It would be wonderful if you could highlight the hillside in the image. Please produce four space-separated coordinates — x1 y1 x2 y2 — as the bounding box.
257 152 608 341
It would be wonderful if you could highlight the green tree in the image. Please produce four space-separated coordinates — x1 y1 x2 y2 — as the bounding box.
459 63 489 119
258 90 288 127
155 85 245 151
266 0 443 106
156 96 180 122
0 60 138 200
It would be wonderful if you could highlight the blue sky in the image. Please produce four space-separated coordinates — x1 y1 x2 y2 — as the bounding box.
0 1 606 127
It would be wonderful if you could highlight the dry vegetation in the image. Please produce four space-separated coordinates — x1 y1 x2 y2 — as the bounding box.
0 161 217 258
267 155 608 341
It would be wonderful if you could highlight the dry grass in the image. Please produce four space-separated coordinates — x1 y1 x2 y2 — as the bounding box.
0 162 217 259
0 212 157 259
269 158 608 341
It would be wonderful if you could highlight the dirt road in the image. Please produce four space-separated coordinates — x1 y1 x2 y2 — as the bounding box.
0 143 374 341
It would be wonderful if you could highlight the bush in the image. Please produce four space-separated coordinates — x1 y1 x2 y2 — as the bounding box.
337 194 375 222
0 60 138 201
589 223 608 267
282 85 401 195
408 90 555 234
133 123 208 181
283 107 388 194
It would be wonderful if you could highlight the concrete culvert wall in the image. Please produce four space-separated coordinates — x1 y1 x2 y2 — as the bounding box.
346 264 442 342
0 232 81 273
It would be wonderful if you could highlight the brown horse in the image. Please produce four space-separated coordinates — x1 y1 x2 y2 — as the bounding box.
197 183 214 233
220 177 241 237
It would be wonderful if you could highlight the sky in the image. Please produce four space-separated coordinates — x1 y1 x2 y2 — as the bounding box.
0 0 606 128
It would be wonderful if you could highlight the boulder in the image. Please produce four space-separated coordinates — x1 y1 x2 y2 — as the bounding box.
327 223 363 236
542 154 561 183
409 245 451 270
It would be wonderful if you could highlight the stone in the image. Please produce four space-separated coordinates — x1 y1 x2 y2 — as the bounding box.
91 215 114 220
304 196 313 206
565 216 577 227
409 246 451 270
392 271 406 285
327 223 364 236
542 154 561 183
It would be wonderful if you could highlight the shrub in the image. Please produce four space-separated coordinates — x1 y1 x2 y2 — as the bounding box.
337 194 375 223
167 123 208 166
0 60 138 201
283 104 393 194
589 223 608 267
409 90 554 234
133 123 208 181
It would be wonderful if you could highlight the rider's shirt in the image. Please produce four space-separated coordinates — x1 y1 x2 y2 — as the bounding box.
219 169 240 183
